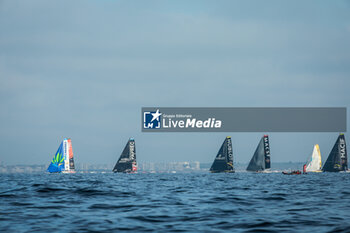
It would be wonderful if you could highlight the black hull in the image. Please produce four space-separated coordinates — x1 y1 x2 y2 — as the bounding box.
113 170 134 173
210 170 235 173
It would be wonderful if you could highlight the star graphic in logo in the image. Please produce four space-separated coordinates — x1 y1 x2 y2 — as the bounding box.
151 109 162 122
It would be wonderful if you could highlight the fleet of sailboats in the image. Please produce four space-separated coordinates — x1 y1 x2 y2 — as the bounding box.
47 134 348 174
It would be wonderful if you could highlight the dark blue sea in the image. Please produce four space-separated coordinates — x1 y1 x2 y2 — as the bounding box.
1 172 350 232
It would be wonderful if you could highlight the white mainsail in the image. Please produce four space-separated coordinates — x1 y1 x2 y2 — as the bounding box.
62 138 76 173
305 144 322 172
63 139 70 171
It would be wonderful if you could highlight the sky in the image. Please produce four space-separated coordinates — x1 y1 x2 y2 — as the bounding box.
0 0 349 166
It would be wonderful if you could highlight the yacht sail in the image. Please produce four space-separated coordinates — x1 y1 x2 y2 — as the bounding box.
303 144 322 172
322 134 348 172
246 135 270 172
113 138 137 173
210 136 234 173
47 138 75 173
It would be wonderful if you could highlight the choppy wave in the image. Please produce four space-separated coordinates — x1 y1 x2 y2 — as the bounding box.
1 173 350 232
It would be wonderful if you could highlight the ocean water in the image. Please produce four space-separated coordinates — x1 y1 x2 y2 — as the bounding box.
0 172 350 233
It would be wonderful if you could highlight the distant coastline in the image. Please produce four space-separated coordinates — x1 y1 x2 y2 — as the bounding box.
0 162 305 174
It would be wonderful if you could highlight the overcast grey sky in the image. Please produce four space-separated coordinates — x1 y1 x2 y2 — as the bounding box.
0 0 349 166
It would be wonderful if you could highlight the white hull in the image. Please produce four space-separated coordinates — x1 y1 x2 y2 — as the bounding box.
62 170 76 174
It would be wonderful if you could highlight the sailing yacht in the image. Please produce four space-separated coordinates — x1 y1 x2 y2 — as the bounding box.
303 144 322 173
47 138 76 173
113 138 137 173
246 135 271 172
322 134 348 172
210 136 234 173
